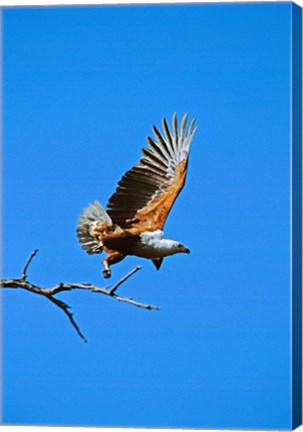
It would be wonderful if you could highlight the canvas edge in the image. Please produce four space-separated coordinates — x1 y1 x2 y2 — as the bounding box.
0 5 3 428
291 2 303 430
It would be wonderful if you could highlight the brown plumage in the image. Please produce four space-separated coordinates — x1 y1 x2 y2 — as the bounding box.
77 113 197 278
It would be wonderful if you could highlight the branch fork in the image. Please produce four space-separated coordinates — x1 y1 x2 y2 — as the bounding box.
1 250 159 342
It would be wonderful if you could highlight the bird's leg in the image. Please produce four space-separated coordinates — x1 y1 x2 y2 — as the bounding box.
102 259 111 279
102 251 125 279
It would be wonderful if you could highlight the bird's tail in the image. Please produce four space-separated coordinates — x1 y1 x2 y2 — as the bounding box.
77 200 113 255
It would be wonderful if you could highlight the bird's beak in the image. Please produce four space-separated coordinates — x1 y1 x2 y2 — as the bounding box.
181 246 190 254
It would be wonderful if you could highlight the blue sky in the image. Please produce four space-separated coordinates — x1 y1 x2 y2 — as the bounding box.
2 3 293 429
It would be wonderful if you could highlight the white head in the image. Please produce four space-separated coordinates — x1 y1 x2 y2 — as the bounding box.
140 231 190 258
167 240 190 256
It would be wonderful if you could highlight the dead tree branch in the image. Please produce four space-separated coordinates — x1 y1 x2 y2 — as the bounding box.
0 250 159 343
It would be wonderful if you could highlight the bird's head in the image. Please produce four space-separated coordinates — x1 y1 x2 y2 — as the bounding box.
175 242 190 255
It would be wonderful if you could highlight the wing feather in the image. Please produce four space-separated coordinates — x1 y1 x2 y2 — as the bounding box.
140 158 168 176
107 113 197 229
141 147 169 169
152 126 174 160
162 117 174 147
180 113 188 143
172 113 179 154
147 137 169 161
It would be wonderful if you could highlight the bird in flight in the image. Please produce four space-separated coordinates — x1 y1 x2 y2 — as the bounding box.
77 113 197 278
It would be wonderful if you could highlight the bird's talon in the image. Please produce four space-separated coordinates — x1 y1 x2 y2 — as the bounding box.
102 269 111 279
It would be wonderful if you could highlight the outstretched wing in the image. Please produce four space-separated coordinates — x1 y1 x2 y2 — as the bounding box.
107 113 197 231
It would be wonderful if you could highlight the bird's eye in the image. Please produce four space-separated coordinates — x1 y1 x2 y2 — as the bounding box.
178 243 183 248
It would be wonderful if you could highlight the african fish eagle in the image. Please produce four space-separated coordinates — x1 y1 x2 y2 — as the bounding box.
77 113 197 278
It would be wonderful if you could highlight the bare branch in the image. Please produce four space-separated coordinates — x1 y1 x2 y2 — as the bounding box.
1 250 159 342
21 248 39 280
46 295 88 343
108 266 141 294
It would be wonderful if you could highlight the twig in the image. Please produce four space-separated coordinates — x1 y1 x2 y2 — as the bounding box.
108 266 141 294
1 250 160 342
21 248 38 280
47 295 88 343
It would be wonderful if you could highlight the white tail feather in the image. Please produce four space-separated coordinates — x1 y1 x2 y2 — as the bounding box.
77 200 112 254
